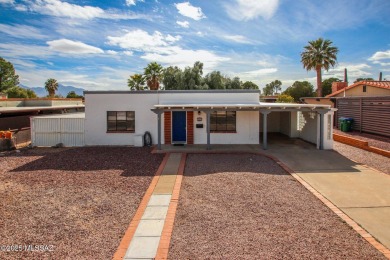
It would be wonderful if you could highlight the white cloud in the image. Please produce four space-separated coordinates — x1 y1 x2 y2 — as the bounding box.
107 29 180 52
0 43 51 58
243 68 278 77
175 2 206 20
126 0 144 6
123 51 134 56
0 23 47 39
327 63 371 78
141 47 229 71
176 20 190 28
29 0 105 20
223 35 251 44
0 0 14 4
106 50 118 55
225 0 279 21
369 50 390 65
47 39 104 54
12 0 147 20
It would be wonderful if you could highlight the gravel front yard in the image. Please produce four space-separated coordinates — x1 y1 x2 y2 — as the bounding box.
0 147 163 260
333 142 390 174
169 154 385 259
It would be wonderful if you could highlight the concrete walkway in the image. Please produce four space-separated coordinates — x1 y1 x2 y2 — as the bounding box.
265 144 390 251
124 153 183 260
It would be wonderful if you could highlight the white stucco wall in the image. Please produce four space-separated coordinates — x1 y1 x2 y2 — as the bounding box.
85 93 162 146
85 91 260 146
298 111 318 145
320 110 335 150
159 92 259 105
194 111 259 144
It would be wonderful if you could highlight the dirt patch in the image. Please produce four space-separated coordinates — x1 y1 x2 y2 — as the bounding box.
169 154 385 259
0 147 164 260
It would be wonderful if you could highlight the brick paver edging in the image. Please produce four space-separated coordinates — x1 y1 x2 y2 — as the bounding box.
112 153 171 260
155 153 186 260
334 133 390 158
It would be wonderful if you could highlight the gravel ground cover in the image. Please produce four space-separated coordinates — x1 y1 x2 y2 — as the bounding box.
334 129 390 151
333 142 390 174
0 147 163 260
169 154 385 259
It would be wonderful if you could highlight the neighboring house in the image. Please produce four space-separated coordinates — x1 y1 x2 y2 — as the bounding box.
300 97 335 108
0 93 7 99
301 80 390 137
0 98 84 147
326 80 390 98
81 90 335 150
260 95 278 103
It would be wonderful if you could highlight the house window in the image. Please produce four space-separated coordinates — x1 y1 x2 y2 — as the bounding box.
210 111 236 132
107 111 135 132
363 85 367 92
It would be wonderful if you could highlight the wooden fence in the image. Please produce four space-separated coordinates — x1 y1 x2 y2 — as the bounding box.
336 96 390 137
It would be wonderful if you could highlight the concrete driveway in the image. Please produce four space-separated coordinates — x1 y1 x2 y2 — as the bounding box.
265 141 390 250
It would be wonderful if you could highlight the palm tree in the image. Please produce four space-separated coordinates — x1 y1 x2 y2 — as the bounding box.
301 38 338 97
127 74 145 90
44 78 59 97
144 62 163 90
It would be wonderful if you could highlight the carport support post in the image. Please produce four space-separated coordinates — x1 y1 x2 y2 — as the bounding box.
261 111 271 150
157 110 162 150
206 111 211 150
317 110 327 150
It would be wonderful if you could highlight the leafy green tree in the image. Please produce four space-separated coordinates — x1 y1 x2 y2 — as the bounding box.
144 62 163 90
242 81 259 90
66 91 83 98
354 77 374 83
0 57 20 92
276 94 294 103
322 77 341 97
162 66 183 90
230 77 242 89
44 78 59 97
204 71 224 89
182 62 204 90
127 74 145 90
263 80 282 95
5 86 37 98
283 81 315 102
301 38 338 97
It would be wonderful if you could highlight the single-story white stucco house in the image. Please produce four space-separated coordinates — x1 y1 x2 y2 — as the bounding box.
81 90 335 150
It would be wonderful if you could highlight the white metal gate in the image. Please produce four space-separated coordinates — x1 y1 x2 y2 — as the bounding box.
31 115 85 147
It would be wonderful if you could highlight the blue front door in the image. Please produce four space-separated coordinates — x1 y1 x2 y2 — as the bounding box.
172 111 186 143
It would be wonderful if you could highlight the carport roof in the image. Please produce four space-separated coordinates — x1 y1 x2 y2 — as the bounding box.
154 102 331 110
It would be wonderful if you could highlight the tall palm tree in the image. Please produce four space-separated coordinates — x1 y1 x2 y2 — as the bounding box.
301 38 338 97
144 62 163 90
127 74 145 90
45 78 58 97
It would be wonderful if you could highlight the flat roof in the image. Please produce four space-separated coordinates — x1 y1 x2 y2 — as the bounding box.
154 102 331 109
84 90 260 94
31 112 85 119
0 104 85 114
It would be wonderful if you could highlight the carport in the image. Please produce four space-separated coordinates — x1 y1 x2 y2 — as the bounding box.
152 103 334 151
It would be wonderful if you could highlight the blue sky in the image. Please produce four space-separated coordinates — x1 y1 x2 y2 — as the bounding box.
0 0 390 91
